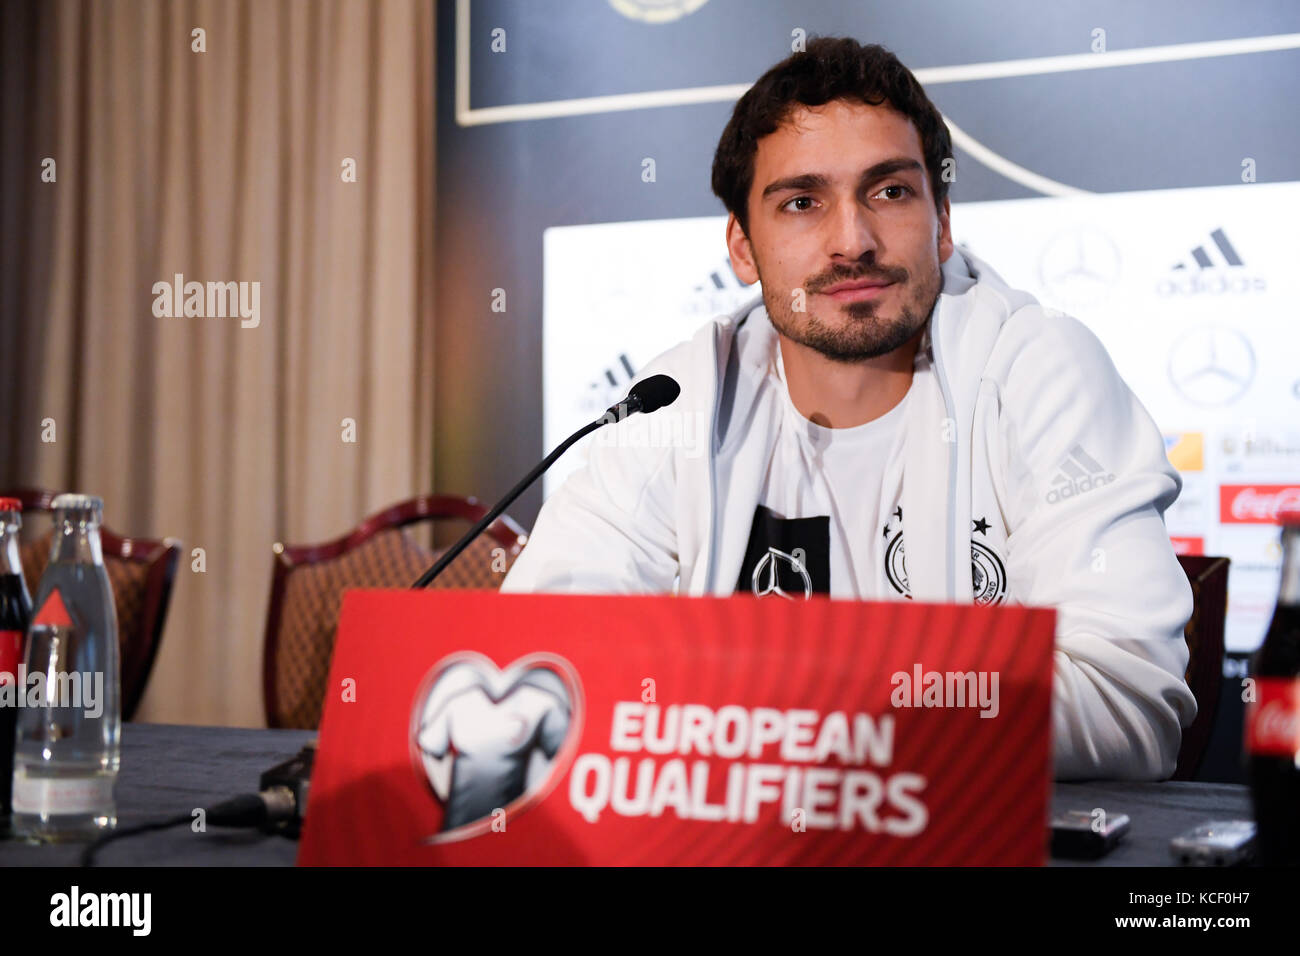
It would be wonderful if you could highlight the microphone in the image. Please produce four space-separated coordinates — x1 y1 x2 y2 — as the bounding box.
411 374 682 588
618 373 680 416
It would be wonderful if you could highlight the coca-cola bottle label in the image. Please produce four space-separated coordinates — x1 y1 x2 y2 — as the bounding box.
1245 677 1300 756
0 630 21 676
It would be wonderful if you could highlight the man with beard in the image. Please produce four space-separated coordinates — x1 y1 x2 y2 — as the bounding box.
503 38 1196 782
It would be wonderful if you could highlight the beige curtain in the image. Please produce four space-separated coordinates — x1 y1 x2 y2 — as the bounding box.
0 0 436 726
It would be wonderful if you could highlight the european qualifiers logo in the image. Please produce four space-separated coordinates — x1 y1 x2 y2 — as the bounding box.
1158 227 1267 295
1045 444 1116 504
883 508 1008 606
569 702 928 834
410 652 583 843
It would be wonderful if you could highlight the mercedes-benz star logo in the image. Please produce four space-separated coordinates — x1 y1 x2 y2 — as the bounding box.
751 546 813 600
1167 325 1256 407
1037 227 1122 311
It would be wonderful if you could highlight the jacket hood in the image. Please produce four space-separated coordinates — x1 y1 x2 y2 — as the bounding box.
687 246 1039 599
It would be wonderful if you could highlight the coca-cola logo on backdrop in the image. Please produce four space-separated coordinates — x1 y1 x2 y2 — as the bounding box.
1219 485 1300 524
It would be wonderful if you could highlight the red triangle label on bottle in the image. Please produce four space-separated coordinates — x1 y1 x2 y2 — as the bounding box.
33 588 74 628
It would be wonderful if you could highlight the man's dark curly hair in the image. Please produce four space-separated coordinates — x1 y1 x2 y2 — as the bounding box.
711 37 953 237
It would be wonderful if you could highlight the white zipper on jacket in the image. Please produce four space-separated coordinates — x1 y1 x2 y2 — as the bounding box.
703 321 722 594
927 318 959 601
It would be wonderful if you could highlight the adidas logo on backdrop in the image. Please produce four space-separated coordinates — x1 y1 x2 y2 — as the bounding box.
1156 227 1267 296
1046 445 1116 504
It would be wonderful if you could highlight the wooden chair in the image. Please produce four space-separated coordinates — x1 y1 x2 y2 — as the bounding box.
4 488 182 722
262 494 528 729
1172 554 1230 781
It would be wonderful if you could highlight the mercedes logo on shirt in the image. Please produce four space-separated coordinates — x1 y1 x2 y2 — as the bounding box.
751 547 814 600
735 505 830 599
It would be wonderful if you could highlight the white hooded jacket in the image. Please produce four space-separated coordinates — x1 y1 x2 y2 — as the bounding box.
503 247 1198 781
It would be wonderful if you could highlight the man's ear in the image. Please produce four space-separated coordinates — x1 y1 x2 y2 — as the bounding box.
725 212 760 286
937 196 954 263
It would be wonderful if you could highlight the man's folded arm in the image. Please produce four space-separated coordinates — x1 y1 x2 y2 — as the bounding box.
996 310 1198 781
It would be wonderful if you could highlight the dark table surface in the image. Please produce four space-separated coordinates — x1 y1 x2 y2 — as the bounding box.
0 723 1253 866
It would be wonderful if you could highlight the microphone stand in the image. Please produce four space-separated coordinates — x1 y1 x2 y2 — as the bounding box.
411 406 630 589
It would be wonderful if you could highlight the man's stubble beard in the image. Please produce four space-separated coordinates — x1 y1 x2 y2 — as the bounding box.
759 255 943 364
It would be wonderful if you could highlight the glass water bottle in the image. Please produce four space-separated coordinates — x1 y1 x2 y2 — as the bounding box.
11 494 120 842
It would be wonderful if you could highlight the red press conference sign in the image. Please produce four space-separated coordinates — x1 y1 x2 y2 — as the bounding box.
298 590 1056 866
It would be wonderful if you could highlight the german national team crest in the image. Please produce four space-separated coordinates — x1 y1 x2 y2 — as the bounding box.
883 508 1007 605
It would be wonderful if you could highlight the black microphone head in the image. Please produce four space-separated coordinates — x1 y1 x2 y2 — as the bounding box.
627 374 680 415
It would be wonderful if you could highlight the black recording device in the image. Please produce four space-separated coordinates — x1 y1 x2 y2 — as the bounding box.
257 739 317 838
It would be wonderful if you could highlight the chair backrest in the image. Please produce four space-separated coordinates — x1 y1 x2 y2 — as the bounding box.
1172 553 1230 781
5 488 183 722
262 494 528 729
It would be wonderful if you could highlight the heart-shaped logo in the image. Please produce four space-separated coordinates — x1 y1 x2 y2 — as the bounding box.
409 651 584 844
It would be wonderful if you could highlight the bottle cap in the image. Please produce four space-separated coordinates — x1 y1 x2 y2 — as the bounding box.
0 498 20 511
1277 506 1300 527
51 493 103 511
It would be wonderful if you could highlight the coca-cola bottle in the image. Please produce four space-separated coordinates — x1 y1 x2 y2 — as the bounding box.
0 498 33 834
1245 505 1300 866
11 494 120 842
